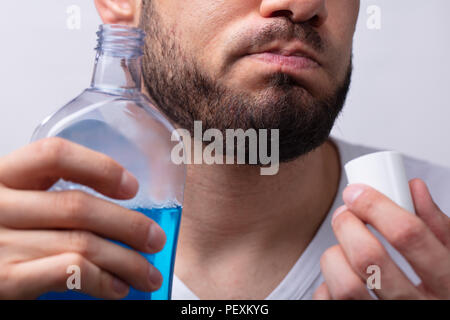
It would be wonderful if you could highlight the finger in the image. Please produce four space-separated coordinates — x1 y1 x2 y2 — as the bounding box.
342 184 450 298
3 253 129 300
332 206 423 299
0 137 138 199
320 245 373 300
2 229 162 292
312 282 332 300
409 178 450 248
0 188 166 254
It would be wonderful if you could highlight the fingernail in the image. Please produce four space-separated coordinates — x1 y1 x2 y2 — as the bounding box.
148 223 166 252
149 265 163 289
343 184 368 206
112 277 129 295
332 205 348 224
119 170 139 198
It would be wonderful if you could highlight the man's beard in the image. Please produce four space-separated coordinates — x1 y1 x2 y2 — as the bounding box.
139 3 352 163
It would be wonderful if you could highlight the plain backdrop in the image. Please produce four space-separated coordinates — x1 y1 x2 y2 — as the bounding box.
0 0 449 168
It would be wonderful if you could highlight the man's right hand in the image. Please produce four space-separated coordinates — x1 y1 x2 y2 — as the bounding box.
0 137 166 299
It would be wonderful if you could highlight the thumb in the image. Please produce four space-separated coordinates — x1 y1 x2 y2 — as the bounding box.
409 178 450 248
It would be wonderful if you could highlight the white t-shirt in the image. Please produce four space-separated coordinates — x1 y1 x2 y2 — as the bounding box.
171 136 450 300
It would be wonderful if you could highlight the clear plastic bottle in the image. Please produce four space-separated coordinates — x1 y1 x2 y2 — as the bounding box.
30 24 186 300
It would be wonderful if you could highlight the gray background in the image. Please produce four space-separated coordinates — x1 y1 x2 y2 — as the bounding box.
1 0 449 167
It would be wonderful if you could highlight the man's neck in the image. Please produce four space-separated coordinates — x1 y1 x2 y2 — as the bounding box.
175 139 341 280
141 85 342 298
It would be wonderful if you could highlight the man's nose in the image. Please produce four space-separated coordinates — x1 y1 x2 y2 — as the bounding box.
260 0 328 27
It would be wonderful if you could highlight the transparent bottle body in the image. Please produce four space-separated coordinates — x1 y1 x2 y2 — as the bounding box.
30 87 185 300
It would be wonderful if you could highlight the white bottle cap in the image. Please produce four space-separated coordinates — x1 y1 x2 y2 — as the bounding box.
344 151 415 214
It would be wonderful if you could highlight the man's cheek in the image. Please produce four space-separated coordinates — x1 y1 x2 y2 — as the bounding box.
322 42 352 84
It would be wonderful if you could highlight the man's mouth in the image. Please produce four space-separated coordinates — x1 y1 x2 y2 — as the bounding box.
244 42 321 75
248 52 319 69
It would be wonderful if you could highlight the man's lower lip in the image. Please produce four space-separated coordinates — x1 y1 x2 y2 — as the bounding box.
248 52 319 70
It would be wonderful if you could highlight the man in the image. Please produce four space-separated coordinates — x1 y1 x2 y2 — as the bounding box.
0 0 448 300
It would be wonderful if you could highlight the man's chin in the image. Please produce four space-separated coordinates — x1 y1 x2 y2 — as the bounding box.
225 73 328 107
229 85 318 115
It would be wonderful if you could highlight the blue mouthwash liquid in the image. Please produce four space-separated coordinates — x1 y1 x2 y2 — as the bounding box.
38 206 182 300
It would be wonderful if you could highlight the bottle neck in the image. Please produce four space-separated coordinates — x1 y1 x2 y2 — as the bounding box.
89 24 145 93
90 52 142 92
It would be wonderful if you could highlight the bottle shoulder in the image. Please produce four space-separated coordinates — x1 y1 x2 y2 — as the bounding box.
30 87 186 207
31 89 177 142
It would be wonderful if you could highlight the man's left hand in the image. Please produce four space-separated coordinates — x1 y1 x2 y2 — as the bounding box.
313 178 450 300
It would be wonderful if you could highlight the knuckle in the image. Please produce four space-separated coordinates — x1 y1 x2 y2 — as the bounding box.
62 253 86 281
351 245 386 274
66 231 95 257
65 252 86 270
59 191 88 221
34 137 68 167
356 189 382 216
97 154 122 181
390 218 427 250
